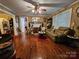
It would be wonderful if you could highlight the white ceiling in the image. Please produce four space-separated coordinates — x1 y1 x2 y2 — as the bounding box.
0 0 77 16
33 0 73 3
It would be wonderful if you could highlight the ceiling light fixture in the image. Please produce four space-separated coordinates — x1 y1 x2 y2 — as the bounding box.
32 9 42 14
32 9 35 13
38 10 42 14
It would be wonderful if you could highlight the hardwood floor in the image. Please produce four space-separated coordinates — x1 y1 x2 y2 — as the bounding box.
13 33 79 59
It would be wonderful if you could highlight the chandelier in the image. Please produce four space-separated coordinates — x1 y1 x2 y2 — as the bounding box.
32 2 46 14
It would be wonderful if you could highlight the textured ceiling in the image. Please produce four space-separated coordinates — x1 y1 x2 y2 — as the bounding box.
0 0 77 16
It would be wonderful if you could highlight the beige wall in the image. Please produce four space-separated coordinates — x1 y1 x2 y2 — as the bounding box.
0 18 4 34
71 2 79 29
0 18 9 34
0 14 11 20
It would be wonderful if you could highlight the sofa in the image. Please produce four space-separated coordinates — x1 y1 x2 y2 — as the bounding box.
46 27 79 48
46 27 69 41
0 34 12 44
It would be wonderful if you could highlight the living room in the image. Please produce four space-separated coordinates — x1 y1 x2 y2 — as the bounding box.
0 0 79 59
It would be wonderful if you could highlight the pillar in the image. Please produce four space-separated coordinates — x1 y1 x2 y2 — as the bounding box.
19 16 26 33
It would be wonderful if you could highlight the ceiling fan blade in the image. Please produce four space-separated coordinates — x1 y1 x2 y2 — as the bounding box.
24 0 40 10
24 0 37 6
39 3 65 7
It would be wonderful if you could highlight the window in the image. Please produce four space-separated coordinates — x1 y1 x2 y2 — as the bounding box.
53 8 72 29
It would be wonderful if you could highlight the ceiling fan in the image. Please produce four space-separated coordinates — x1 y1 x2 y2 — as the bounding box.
24 0 65 14
31 2 47 14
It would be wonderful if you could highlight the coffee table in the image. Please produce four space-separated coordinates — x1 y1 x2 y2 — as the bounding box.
38 31 46 39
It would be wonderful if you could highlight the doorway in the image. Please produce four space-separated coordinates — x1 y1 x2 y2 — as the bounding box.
0 11 14 34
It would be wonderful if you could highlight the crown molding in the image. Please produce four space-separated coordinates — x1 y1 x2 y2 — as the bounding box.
0 3 15 15
47 0 79 19
67 0 79 8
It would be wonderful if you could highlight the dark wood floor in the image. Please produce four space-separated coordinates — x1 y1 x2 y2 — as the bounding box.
13 33 79 59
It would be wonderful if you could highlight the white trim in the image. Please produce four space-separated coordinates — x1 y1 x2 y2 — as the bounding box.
0 3 15 13
0 8 14 17
68 0 79 8
71 0 79 6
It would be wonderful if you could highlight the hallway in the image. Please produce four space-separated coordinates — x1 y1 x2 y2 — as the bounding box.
13 33 79 59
